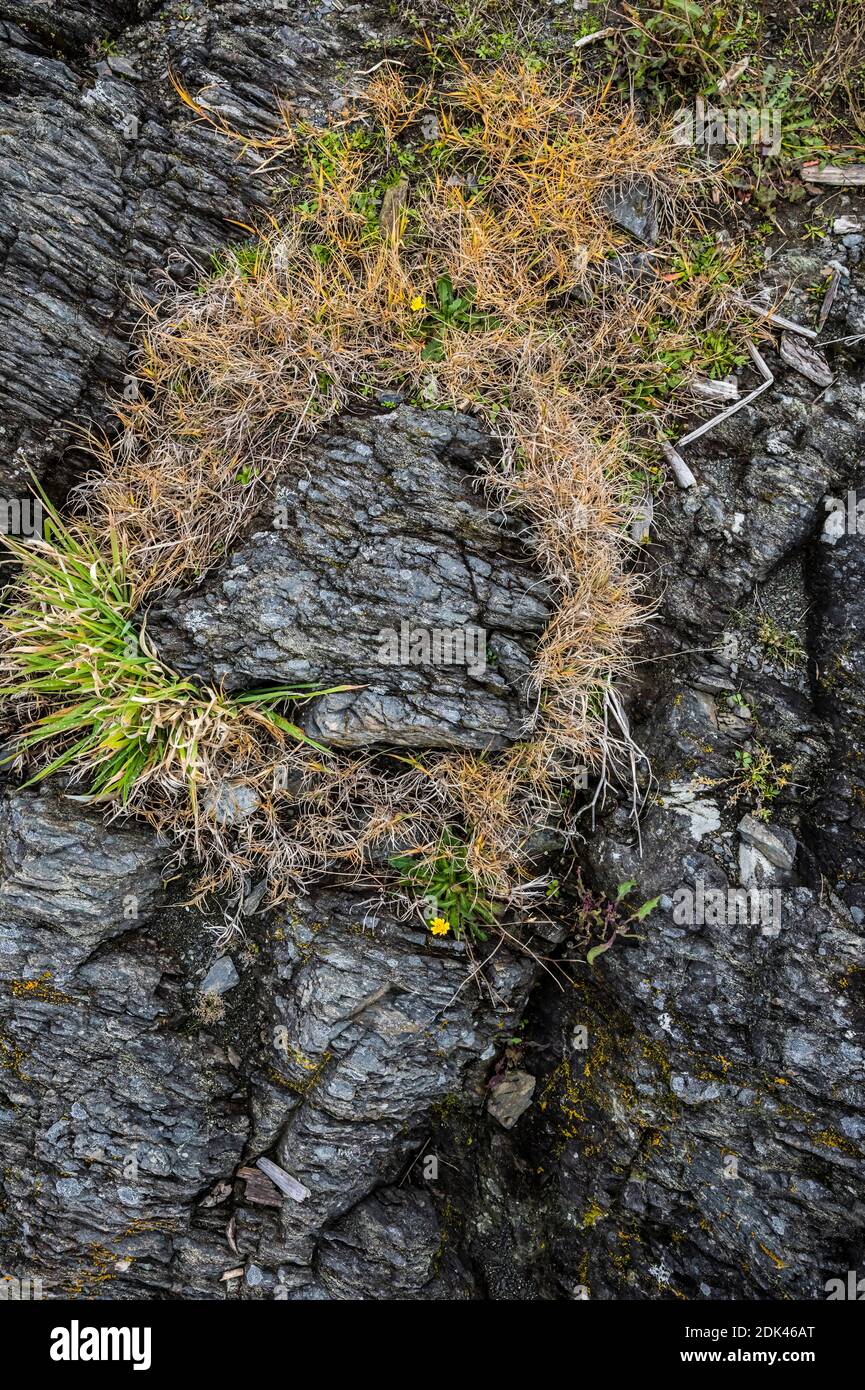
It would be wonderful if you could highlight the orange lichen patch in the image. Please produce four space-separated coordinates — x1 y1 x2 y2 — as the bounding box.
0 1032 29 1080
756 1242 786 1270
9 972 74 1005
812 1127 861 1158
62 1243 124 1298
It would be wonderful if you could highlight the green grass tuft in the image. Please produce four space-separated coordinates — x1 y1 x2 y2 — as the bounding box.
0 494 344 809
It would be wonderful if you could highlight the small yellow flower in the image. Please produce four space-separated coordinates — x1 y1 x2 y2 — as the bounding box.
410 295 426 313
429 916 451 936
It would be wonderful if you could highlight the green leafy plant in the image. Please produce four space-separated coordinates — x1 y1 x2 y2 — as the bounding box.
610 0 754 107
740 63 828 166
417 276 499 361
755 614 805 672
669 238 741 288
391 827 501 942
608 0 854 184
199 240 265 288
697 328 748 378
730 744 792 821
584 878 660 966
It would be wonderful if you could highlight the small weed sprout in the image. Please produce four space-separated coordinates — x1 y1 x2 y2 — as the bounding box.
694 733 792 823
193 989 226 1026
579 876 660 966
730 745 793 821
391 828 501 942
755 614 805 673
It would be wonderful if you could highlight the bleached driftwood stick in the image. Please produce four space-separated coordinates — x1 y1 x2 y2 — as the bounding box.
658 436 697 489
677 341 773 449
801 163 865 187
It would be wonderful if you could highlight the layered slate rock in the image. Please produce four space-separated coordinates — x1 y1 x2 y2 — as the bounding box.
0 789 164 957
807 477 865 917
655 244 865 640
233 886 536 1297
0 0 405 494
0 790 538 1299
314 1188 475 1300
150 407 550 750
424 678 865 1300
0 789 249 1299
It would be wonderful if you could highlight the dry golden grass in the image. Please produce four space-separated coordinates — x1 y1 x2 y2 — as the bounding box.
76 62 731 584
801 0 865 133
4 59 749 922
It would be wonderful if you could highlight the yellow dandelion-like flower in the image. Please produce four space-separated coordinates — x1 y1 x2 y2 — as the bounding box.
429 916 451 936
410 295 426 312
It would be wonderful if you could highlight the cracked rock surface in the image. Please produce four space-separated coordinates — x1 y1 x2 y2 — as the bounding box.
0 791 248 1299
0 789 537 1297
150 406 549 750
1 0 864 1303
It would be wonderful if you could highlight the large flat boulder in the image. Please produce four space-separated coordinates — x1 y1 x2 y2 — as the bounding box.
150 407 550 749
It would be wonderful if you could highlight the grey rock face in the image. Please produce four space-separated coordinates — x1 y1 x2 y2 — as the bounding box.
315 1188 475 1299
236 888 536 1295
737 814 797 872
2 0 865 1307
200 956 240 996
0 789 536 1299
434 676 865 1300
150 407 549 750
0 789 165 960
0 0 404 494
807 479 865 914
603 179 658 244
657 245 865 641
0 791 248 1299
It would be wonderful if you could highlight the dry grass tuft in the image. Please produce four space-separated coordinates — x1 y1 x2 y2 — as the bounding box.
2 59 748 923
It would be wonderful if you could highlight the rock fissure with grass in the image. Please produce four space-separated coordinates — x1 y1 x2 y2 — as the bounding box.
0 0 863 1303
